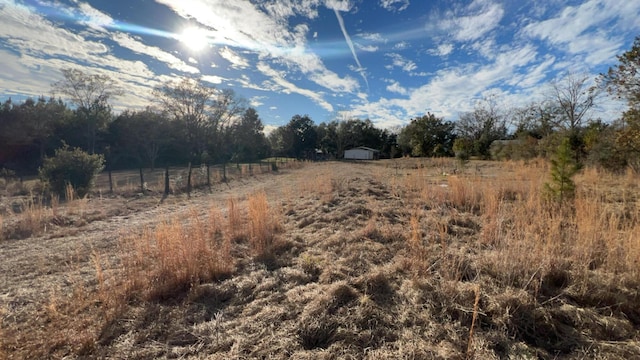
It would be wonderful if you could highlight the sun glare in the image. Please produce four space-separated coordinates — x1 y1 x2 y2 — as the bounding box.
179 27 209 52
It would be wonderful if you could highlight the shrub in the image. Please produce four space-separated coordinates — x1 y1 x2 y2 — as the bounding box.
39 145 104 198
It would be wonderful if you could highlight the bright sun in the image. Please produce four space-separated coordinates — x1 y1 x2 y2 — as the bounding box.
179 27 209 52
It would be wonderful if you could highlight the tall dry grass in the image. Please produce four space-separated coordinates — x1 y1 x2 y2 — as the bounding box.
117 208 233 301
226 196 243 241
8 197 49 240
248 190 282 258
409 160 639 289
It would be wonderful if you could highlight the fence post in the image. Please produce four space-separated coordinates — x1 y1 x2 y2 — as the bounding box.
108 166 113 194
187 162 192 198
139 167 145 195
164 166 170 196
206 163 211 191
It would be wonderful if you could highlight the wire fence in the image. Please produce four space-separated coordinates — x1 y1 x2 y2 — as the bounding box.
93 159 302 196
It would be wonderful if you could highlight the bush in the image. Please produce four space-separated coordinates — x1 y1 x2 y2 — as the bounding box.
453 138 472 162
39 145 104 198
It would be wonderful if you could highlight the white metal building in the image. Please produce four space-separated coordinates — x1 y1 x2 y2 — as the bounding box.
344 146 379 160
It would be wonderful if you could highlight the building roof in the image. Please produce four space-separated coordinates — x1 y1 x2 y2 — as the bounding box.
346 146 380 152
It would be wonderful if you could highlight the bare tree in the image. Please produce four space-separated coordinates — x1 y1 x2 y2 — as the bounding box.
549 73 597 131
53 68 122 154
154 78 215 158
153 78 245 162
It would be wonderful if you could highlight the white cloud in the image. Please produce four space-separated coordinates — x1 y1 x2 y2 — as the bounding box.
261 0 321 20
380 0 410 12
356 43 378 52
393 41 410 50
385 53 417 72
263 124 278 136
386 81 408 95
156 0 360 95
257 62 334 112
355 44 541 125
218 46 250 69
324 0 353 12
250 96 267 107
430 0 504 42
429 43 454 57
358 32 386 43
0 1 168 112
522 0 640 65
77 2 114 31
202 75 225 85
111 32 200 74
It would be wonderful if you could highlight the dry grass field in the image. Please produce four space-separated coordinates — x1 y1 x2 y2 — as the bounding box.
0 159 638 359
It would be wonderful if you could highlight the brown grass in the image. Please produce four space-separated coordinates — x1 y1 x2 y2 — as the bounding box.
2 159 639 359
248 190 281 258
117 208 234 302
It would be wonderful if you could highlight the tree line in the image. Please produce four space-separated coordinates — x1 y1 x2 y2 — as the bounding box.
1 37 639 176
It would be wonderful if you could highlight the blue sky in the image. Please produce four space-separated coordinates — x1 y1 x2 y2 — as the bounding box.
1 0 638 132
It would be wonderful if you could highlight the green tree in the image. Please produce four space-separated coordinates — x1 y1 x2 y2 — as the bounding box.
109 109 172 170
39 145 104 198
231 108 269 163
398 113 455 157
544 137 579 203
267 126 289 158
53 68 121 154
335 118 385 156
316 121 339 158
286 115 317 159
0 97 71 172
601 36 640 172
456 98 507 159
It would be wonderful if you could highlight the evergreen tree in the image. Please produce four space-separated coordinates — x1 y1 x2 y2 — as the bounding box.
544 137 580 203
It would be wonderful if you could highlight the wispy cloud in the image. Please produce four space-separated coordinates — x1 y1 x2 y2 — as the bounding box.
356 43 378 52
112 33 199 74
156 0 360 96
385 53 417 72
257 62 334 112
332 8 369 89
429 0 504 42
522 0 640 66
380 0 410 12
218 46 250 69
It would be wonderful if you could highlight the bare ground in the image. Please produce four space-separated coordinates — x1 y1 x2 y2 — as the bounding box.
1 160 639 359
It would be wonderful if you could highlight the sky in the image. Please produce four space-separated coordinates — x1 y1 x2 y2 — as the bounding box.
1 0 639 132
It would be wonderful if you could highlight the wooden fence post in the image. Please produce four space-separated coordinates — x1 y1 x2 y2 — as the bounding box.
139 167 145 195
108 166 113 194
164 166 170 196
187 162 192 198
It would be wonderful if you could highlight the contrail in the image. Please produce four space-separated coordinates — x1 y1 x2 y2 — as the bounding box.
333 9 369 90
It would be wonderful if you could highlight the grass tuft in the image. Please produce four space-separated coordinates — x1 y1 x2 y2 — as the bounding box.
248 190 282 259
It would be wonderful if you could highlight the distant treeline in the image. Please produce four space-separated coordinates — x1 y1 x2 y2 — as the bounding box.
2 37 639 175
